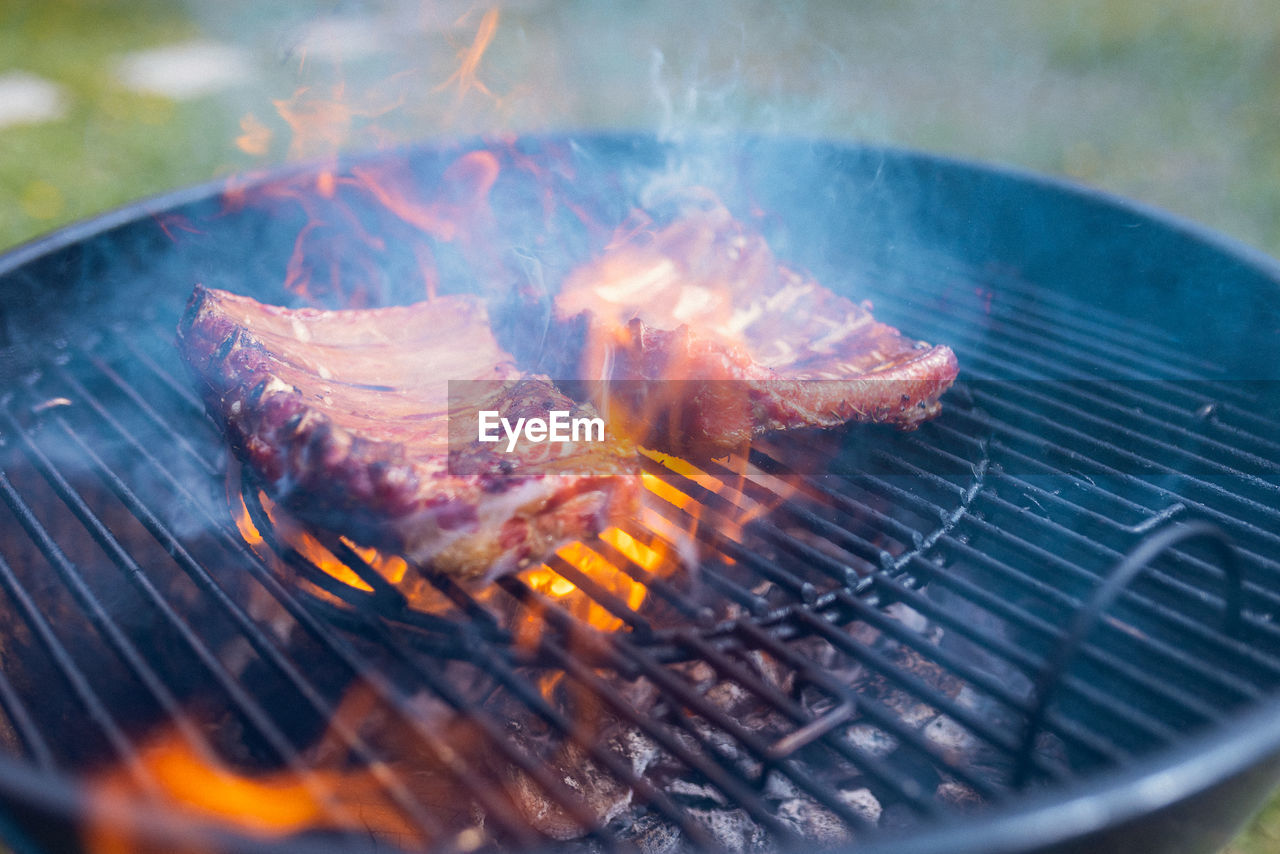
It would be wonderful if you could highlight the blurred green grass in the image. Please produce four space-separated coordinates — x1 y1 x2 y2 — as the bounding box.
1 1 1278 851
0 1 234 248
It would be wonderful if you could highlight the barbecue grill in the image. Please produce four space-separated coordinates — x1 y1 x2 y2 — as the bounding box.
1 133 1279 854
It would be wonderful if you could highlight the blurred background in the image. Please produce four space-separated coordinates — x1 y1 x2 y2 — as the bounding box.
1 0 1278 850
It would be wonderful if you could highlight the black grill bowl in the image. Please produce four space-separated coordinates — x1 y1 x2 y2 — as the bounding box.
1 133 1279 854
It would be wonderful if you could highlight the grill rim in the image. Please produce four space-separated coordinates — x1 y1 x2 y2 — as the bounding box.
2 131 1280 853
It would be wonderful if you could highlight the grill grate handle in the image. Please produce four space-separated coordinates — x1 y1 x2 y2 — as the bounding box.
1013 520 1243 788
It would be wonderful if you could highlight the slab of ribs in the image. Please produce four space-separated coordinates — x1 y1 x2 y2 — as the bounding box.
178 203 956 580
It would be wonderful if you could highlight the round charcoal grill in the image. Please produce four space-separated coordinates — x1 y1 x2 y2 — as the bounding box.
0 134 1279 854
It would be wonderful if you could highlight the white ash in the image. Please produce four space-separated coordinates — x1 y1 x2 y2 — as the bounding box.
615 729 662 777
629 813 683 854
845 723 899 757
937 781 984 811
884 602 930 634
839 787 882 824
923 714 977 762
667 778 729 806
686 807 769 854
776 797 850 846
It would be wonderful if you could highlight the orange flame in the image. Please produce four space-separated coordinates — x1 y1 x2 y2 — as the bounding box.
86 708 434 853
270 81 406 162
234 112 273 157
434 9 501 99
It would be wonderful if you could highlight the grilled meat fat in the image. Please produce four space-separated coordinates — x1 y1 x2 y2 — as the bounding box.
178 286 638 580
555 203 959 457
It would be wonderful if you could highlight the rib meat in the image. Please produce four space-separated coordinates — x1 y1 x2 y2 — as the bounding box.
555 203 959 457
178 286 638 580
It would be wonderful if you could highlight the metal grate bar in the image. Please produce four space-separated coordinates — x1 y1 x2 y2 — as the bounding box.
0 423 390 837
864 442 1280 686
877 553 1181 746
444 632 722 848
633 499 799 615
695 530 1049 782
977 440 1280 622
884 251 1200 366
48 478 456 845
495 575 806 842
639 463 824 598
927 419 1280 619
733 616 1038 802
742 448 1216 751
729 617 970 806
882 437 1277 692
534 632 817 839
941 410 1280 628
45 362 540 848
39 366 569 848
308 530 411 613
0 501 152 791
633 463 1077 787
78 352 221 478
590 526 715 622
314 534 727 845
773 493 1177 757
639 477 1100 781
688 452 1183 756
943 402 1280 556
966 383 1280 494
358 620 632 852
245 506 554 850
974 469 1280 644
541 552 655 634
680 625 1005 803
0 640 55 771
604 620 915 836
116 337 207 413
403 565 510 639
877 273 1268 435
7 410 429 838
815 588 1088 775
678 626 956 814
861 572 1128 767
875 261 1222 380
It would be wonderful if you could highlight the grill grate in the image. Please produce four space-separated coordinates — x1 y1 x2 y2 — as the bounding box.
1 150 1280 852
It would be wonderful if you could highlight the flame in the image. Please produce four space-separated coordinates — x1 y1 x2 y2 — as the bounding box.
434 8 501 100
559 195 754 343
86 715 431 853
234 491 411 597
519 537 650 634
121 735 333 834
348 150 499 243
234 112 272 156
271 82 406 162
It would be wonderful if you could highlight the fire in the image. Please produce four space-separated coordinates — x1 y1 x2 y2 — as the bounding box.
348 149 500 243
518 534 653 634
234 490 410 597
234 112 272 157
86 720 428 853
214 3 513 309
109 734 335 835
434 8 501 100
232 482 678 634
